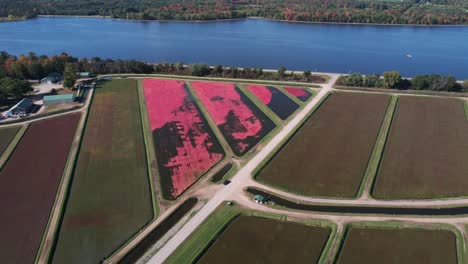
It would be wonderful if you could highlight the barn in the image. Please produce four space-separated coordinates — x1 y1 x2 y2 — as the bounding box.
43 94 75 105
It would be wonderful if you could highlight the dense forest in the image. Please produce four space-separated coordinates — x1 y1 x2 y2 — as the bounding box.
0 0 467 24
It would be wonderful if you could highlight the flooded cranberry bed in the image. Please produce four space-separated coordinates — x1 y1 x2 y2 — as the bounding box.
247 85 299 120
192 81 276 156
144 79 225 200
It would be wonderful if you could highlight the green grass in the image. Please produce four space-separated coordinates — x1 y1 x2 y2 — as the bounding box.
165 205 240 264
357 96 398 197
52 79 154 264
136 80 159 214
0 126 21 157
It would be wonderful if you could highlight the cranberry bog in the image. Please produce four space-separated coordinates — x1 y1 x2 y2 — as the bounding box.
246 85 299 120
0 126 20 156
336 226 458 264
284 87 313 102
373 96 468 199
0 114 80 264
192 81 276 156
256 92 391 198
52 80 153 264
197 215 331 264
143 79 225 200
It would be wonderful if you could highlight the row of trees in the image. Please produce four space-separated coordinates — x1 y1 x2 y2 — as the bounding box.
0 51 326 100
1 51 465 106
0 0 467 25
336 71 466 92
152 63 325 83
0 51 324 83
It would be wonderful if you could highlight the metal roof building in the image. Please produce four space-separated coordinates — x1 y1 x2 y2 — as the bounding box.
4 98 34 117
43 94 75 105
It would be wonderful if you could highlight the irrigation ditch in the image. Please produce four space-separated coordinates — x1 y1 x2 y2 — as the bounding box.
247 188 468 216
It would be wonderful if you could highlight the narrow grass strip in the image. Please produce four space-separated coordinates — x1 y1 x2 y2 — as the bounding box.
164 205 239 264
357 96 398 198
0 124 28 170
464 99 468 120
319 223 345 264
137 80 159 216
35 112 86 264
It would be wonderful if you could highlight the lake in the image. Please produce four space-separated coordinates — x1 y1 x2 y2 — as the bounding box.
1 17 467 78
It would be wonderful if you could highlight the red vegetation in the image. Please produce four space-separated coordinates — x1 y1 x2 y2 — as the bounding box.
192 81 275 155
143 79 224 199
248 85 299 120
247 85 272 105
284 87 312 102
0 114 80 264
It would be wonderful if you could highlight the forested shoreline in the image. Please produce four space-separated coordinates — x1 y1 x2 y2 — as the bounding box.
0 51 324 107
0 0 467 25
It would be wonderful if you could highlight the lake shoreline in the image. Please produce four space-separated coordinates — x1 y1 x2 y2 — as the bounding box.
30 15 468 27
1 16 466 78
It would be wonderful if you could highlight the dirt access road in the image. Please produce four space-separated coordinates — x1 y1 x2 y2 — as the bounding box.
146 75 339 263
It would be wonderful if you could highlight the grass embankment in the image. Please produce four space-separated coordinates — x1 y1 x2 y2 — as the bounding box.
357 96 398 197
256 92 391 198
52 79 154 263
166 206 334 264
372 96 468 199
119 198 198 264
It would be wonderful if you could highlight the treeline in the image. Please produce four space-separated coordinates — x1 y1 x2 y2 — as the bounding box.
336 71 467 92
0 51 326 105
152 63 326 83
0 77 32 104
0 51 324 83
0 0 467 25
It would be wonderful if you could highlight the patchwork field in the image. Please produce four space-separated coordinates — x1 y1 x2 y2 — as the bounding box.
0 114 80 264
336 227 458 264
192 81 276 156
284 87 313 102
256 92 391 197
246 85 299 120
52 80 153 264
198 216 331 264
0 126 20 156
373 96 468 199
143 79 225 200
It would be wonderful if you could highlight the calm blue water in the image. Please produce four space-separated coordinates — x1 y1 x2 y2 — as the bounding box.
0 17 467 78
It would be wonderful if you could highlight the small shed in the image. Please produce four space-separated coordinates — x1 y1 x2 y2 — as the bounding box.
4 98 34 117
78 72 93 78
43 94 75 105
40 72 63 84
253 194 268 204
